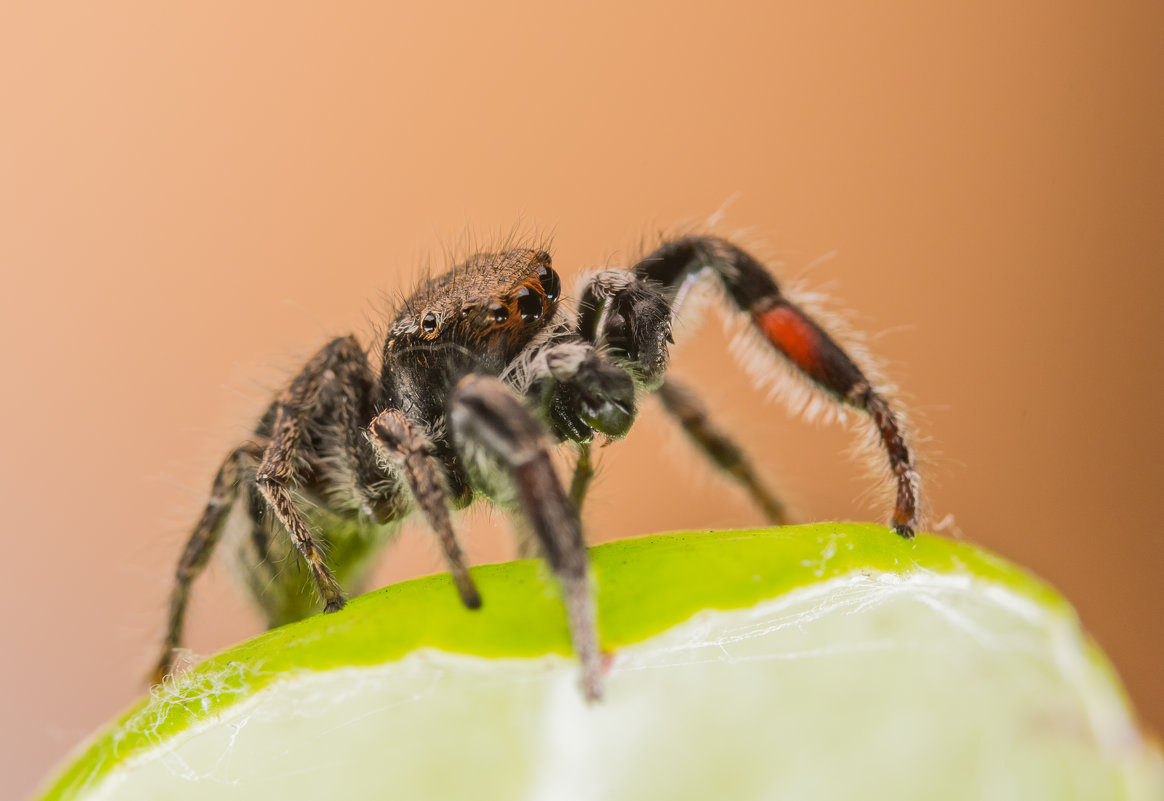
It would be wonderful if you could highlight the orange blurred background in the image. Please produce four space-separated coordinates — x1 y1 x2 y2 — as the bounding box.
2 2 1162 797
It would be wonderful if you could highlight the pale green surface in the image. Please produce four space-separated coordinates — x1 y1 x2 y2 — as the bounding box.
37 525 1164 801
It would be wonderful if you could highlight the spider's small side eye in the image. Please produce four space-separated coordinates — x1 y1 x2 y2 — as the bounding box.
421 312 438 333
536 264 561 303
488 303 509 324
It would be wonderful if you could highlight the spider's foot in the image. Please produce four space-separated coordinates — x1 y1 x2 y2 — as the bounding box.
148 647 191 687
579 651 616 704
324 596 347 614
894 523 916 540
148 660 170 687
580 668 603 704
457 579 483 610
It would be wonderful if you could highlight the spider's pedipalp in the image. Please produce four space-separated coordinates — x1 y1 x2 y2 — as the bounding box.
512 334 639 444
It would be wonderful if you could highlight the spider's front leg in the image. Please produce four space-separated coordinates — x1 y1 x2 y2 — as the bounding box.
580 235 920 537
254 339 368 614
450 374 602 701
368 409 481 608
254 333 408 618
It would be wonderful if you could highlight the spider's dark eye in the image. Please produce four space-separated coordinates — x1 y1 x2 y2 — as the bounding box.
487 302 509 324
515 286 542 323
536 264 561 303
421 312 438 334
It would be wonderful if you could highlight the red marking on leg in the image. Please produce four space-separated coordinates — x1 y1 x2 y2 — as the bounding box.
754 305 824 377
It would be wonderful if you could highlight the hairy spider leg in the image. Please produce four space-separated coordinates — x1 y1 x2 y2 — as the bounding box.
449 375 602 701
635 236 919 537
255 336 375 616
656 376 789 525
152 441 265 684
369 409 481 608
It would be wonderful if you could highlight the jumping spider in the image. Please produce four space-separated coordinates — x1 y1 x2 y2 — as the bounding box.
152 235 919 700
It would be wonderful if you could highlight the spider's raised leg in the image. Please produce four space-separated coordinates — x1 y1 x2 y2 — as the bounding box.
657 376 789 525
450 374 602 701
579 235 919 537
151 441 264 684
368 408 481 608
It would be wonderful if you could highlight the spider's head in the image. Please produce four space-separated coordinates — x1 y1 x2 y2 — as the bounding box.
388 249 563 366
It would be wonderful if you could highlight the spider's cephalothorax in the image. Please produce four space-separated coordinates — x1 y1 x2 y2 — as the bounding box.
153 236 921 700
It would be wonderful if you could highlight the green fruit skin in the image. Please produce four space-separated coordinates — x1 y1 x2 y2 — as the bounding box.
35 524 1151 801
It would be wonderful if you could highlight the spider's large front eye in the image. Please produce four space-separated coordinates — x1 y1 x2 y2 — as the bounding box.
536 264 561 303
421 312 438 334
515 286 542 323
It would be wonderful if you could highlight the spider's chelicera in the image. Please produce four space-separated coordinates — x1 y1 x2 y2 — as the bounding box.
153 235 920 700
